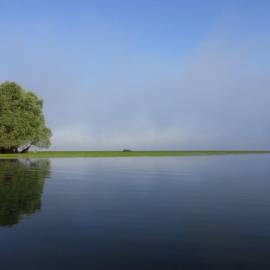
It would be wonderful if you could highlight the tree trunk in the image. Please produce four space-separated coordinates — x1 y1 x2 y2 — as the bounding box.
20 145 31 153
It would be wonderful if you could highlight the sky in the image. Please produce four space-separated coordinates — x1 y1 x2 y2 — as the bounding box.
0 0 269 150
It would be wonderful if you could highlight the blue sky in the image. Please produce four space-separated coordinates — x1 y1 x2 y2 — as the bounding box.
0 0 269 149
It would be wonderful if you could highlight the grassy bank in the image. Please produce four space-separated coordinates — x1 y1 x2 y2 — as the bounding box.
0 150 270 159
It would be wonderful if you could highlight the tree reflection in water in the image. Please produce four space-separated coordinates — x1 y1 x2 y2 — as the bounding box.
0 159 50 227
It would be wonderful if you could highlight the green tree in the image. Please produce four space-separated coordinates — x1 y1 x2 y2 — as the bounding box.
0 81 51 153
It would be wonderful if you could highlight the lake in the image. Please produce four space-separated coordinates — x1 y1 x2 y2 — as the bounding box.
1 155 270 269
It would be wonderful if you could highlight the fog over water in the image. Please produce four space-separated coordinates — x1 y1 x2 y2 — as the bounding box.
0 1 269 149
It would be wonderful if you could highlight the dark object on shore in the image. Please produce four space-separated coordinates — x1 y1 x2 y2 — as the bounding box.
123 149 132 152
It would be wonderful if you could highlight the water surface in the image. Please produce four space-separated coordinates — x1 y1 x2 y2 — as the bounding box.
1 155 270 269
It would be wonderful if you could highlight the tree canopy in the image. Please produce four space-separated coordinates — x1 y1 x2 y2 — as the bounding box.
0 81 51 153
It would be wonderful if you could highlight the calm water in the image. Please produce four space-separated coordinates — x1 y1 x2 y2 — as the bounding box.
1 155 270 270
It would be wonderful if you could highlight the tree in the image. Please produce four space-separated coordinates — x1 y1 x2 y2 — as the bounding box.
0 81 52 153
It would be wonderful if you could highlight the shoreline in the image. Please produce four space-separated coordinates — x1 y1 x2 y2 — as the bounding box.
0 150 270 159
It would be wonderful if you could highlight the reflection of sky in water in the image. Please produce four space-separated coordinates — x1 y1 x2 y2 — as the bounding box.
1 155 270 269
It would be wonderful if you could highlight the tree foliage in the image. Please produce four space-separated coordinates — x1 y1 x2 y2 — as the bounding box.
0 81 51 153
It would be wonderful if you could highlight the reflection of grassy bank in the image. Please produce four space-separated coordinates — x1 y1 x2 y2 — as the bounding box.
0 150 270 159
